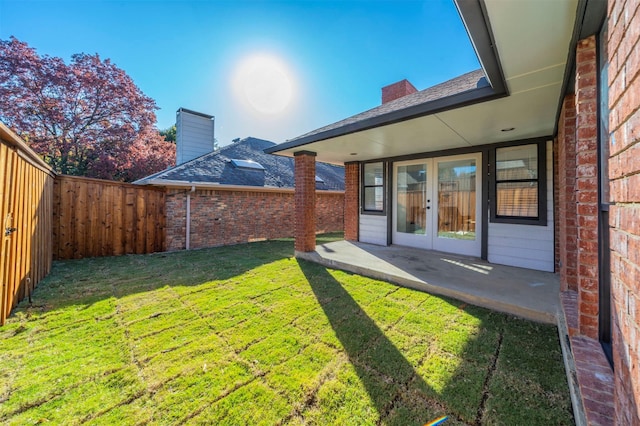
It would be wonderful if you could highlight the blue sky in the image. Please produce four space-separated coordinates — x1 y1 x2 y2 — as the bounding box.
0 0 479 146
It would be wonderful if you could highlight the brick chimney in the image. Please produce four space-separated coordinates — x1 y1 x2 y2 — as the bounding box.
381 79 417 104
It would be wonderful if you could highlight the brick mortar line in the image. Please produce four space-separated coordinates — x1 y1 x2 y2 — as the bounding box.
608 168 640 180
608 134 640 157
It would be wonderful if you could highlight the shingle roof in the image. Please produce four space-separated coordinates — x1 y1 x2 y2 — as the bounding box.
266 69 490 153
135 137 344 190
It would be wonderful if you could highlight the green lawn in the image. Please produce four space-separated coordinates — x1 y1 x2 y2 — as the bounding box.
0 233 573 425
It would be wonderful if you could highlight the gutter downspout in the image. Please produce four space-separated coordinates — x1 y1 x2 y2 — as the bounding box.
186 186 195 249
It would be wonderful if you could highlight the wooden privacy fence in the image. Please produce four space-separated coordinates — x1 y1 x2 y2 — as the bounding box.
53 175 166 259
397 189 477 233
0 124 54 326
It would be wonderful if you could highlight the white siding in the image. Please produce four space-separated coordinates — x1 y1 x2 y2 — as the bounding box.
176 109 215 165
488 141 555 272
359 214 388 246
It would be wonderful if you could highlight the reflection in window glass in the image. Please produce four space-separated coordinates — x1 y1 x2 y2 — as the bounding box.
396 164 427 234
363 162 384 212
495 144 539 218
496 182 538 216
437 159 476 240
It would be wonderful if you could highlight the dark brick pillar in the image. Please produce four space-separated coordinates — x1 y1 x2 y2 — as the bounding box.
557 95 578 292
294 151 316 252
574 35 599 339
344 162 359 241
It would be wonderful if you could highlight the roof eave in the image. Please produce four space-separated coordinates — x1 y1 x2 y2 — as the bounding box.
136 178 344 194
265 86 505 154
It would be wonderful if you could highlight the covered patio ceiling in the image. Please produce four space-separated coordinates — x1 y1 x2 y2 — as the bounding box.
267 0 580 165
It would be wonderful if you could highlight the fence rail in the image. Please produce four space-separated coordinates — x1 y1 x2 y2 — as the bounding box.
0 124 54 326
53 175 166 260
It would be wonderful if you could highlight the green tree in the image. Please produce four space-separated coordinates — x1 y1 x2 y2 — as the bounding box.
159 125 176 143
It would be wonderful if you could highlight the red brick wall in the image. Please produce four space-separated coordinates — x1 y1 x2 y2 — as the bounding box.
608 0 640 423
165 187 343 251
574 35 600 339
557 95 578 291
382 79 417 104
294 152 317 252
344 162 359 241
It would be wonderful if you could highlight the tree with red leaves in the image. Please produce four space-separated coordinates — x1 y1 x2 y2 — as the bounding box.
0 37 175 181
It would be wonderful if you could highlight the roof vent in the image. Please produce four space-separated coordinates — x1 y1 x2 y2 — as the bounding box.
230 159 265 171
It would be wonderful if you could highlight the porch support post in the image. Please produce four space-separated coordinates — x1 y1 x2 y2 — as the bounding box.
574 35 599 339
344 162 359 241
557 94 578 293
294 151 316 252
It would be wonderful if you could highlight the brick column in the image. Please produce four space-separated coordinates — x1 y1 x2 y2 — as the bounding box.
607 0 640 422
557 95 578 291
574 35 599 339
294 151 316 252
344 162 359 241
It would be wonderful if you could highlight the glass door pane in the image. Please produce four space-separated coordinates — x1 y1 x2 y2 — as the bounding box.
396 164 427 235
437 159 476 240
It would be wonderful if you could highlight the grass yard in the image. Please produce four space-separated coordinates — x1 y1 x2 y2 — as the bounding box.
0 233 573 425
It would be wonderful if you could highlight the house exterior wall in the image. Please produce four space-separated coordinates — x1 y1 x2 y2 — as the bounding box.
165 187 343 251
354 145 554 272
487 141 555 272
607 0 640 422
359 214 388 246
557 33 616 425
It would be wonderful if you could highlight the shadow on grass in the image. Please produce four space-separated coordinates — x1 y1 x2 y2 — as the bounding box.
15 233 346 317
13 238 296 317
300 258 574 425
299 259 450 424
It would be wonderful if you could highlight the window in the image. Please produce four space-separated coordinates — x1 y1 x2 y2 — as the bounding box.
491 142 546 225
362 162 385 213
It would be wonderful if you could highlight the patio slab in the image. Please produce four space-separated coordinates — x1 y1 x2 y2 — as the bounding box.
296 240 559 324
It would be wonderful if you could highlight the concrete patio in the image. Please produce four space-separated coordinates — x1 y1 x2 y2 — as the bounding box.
296 240 560 324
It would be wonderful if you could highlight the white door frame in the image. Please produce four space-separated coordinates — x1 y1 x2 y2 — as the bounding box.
392 153 482 257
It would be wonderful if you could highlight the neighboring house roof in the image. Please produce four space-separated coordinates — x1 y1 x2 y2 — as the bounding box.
135 137 345 190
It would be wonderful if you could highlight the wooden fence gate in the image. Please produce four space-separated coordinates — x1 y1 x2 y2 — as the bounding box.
0 124 54 326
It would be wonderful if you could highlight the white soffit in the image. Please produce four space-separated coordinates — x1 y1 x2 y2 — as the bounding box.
484 0 578 81
295 115 471 164
437 82 563 144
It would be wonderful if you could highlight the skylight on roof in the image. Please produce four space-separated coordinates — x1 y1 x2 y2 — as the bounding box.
230 159 265 170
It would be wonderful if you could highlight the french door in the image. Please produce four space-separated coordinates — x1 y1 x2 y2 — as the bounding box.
392 153 482 257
